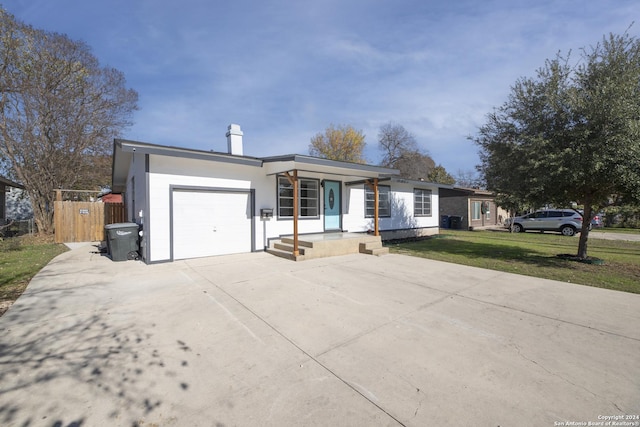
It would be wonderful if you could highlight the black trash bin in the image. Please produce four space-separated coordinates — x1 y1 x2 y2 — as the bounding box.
440 215 451 229
450 216 463 229
104 223 139 261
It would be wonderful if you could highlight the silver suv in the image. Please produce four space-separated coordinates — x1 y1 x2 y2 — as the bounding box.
504 209 584 236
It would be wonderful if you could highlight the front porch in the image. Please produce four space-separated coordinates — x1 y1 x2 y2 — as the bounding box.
267 232 389 261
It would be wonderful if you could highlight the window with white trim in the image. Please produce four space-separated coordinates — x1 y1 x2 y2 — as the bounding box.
277 176 319 218
365 185 390 218
413 189 432 217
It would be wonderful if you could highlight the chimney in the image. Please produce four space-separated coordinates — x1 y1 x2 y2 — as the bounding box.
226 124 243 155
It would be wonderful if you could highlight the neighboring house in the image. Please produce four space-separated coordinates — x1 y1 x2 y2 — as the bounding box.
0 176 25 222
112 124 447 264
439 187 508 230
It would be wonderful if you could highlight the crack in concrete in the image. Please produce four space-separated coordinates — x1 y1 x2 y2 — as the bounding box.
510 341 601 400
185 263 408 427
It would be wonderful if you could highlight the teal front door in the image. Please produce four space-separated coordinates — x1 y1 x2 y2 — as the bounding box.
324 180 341 231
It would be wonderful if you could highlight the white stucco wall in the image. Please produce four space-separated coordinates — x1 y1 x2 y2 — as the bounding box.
146 156 262 262
342 182 440 235
131 153 441 262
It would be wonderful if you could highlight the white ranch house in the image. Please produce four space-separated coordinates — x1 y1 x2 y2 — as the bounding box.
111 124 445 263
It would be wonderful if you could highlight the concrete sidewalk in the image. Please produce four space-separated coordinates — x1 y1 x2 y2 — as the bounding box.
0 245 638 426
589 231 640 241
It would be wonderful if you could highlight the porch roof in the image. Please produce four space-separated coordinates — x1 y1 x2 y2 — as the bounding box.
262 154 399 180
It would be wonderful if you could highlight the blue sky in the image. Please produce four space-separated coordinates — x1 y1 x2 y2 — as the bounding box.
7 0 639 176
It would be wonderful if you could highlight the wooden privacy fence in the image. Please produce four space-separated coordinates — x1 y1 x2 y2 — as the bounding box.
54 201 125 243
105 202 126 224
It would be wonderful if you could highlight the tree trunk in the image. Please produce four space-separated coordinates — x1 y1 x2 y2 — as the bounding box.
29 191 54 235
577 203 592 259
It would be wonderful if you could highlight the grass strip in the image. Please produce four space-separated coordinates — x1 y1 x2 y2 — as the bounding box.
0 235 68 315
389 230 640 294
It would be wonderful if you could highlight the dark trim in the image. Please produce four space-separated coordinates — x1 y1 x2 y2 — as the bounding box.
115 138 263 167
168 185 255 262
113 138 398 193
0 176 24 189
440 187 495 198
276 175 321 220
144 167 151 264
364 184 391 218
145 154 150 173
391 177 451 188
267 168 390 179
263 154 398 175
146 259 173 265
345 177 392 186
413 188 433 218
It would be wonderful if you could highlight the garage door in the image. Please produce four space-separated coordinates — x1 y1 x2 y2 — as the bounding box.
172 190 252 260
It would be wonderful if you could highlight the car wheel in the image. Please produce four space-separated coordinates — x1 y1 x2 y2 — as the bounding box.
513 224 523 233
560 225 576 236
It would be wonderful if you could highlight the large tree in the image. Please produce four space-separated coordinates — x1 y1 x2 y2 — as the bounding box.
378 121 454 183
378 121 420 167
0 8 138 234
309 124 366 163
474 31 640 259
426 165 456 185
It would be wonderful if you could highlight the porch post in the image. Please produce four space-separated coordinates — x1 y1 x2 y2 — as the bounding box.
285 170 299 257
373 178 379 237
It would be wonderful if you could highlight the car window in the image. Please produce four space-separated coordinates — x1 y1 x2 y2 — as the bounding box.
533 211 547 218
563 211 576 217
548 211 563 217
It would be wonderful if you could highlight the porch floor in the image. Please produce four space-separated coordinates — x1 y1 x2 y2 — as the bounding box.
267 232 389 261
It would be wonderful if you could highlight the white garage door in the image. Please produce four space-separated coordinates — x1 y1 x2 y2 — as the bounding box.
172 190 252 260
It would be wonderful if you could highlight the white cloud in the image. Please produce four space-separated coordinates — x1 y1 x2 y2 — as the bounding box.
7 0 640 176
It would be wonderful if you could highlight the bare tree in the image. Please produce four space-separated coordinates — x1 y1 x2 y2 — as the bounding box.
377 122 454 181
455 169 483 188
378 121 419 167
0 8 138 234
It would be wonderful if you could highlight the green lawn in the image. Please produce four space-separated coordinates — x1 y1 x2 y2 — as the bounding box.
389 230 640 294
0 236 68 314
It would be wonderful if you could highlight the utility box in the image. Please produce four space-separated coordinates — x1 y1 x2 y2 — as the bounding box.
105 223 140 261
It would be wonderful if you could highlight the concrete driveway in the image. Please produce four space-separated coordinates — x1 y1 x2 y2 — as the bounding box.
1 246 638 427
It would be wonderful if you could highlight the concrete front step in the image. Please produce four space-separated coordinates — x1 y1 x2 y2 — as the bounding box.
273 242 307 255
360 246 390 256
359 241 389 256
268 233 386 261
266 246 305 261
